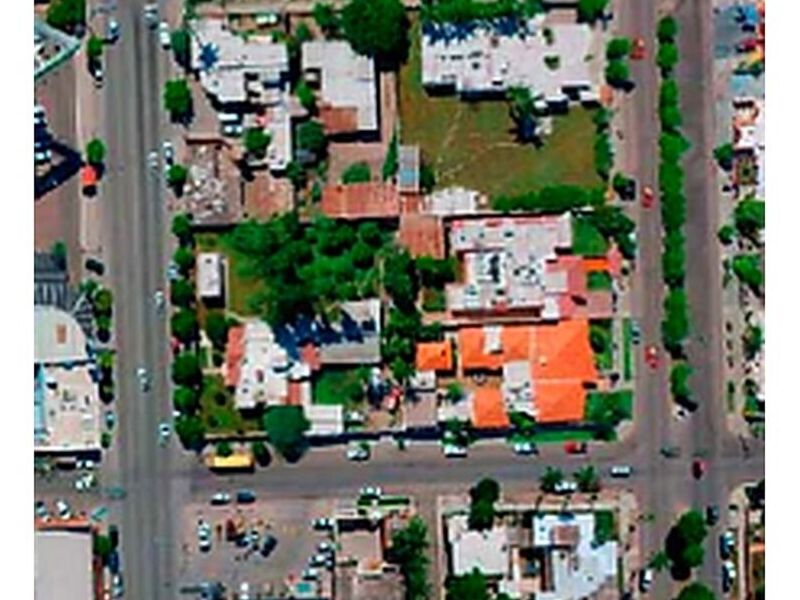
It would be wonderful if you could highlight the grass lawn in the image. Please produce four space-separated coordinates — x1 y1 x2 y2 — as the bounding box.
531 429 595 443
399 18 601 198
195 232 262 317
572 216 609 257
312 368 369 410
590 320 613 372
200 375 260 434
594 510 617 544
587 270 613 291
622 318 633 381
585 390 634 422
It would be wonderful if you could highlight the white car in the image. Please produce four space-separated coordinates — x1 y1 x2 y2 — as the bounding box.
136 367 150 392
511 440 537 455
210 492 231 506
56 499 71 519
159 22 171 49
93 65 104 88
309 552 331 568
443 444 467 458
34 149 52 165
359 486 382 499
312 517 334 531
301 568 320 581
144 4 158 27
238 582 250 600
75 473 96 492
162 141 174 165
35 501 49 520
34 104 47 126
346 442 370 461
553 480 578 495
639 567 654 592
158 422 171 445
111 573 124 598
107 19 120 43
610 465 633 478
317 540 334 554
167 261 180 281
197 520 212 551
154 290 165 311
148 150 159 170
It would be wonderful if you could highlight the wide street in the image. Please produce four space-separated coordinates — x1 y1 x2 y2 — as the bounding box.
86 0 763 598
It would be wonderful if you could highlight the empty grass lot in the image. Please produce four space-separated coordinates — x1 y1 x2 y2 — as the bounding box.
200 375 260 434
399 19 601 198
196 231 261 317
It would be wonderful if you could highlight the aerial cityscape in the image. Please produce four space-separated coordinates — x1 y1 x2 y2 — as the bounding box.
32 0 766 599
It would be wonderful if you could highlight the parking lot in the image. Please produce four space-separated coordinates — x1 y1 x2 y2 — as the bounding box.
177 494 340 596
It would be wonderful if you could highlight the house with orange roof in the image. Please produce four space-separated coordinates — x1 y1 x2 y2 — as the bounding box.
320 182 401 220
471 387 510 429
413 339 455 391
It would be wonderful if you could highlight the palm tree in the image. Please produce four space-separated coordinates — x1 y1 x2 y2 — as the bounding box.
575 465 601 493
507 86 540 143
540 466 564 493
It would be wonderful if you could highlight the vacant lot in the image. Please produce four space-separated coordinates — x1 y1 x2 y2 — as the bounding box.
196 232 261 317
200 375 260 434
399 20 601 198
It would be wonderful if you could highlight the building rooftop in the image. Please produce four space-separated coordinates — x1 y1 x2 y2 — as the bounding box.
197 252 224 299
422 15 601 105
320 183 401 220
398 214 445 259
34 526 94 600
34 305 90 365
302 40 378 133
425 186 481 216
397 145 420 193
447 514 509 577
316 299 382 365
471 387 510 429
415 340 454 372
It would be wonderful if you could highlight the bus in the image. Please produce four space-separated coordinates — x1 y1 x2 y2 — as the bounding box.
204 451 255 473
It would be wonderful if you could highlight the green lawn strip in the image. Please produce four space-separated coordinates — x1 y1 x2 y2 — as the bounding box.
312 368 368 410
399 17 600 197
622 318 633 381
572 216 610 257
530 429 595 443
587 270 613 291
200 374 259 434
590 319 614 371
594 510 617 544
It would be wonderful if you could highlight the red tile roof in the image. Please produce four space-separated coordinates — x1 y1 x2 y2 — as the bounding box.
459 328 504 371
472 387 510 429
224 325 246 387
320 182 400 219
319 104 359 136
398 214 445 258
535 382 587 423
415 340 453 372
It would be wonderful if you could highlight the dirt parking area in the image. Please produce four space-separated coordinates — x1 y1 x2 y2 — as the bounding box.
176 495 339 595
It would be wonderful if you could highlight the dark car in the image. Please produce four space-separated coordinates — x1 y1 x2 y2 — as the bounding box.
706 505 720 525
109 524 119 548
692 459 707 479
108 549 120 574
85 257 105 276
721 566 732 593
260 533 278 557
236 489 256 504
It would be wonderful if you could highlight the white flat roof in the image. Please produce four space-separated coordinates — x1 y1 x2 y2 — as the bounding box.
447 514 508 576
197 252 223 298
302 40 378 132
35 364 101 452
34 306 89 365
35 529 94 600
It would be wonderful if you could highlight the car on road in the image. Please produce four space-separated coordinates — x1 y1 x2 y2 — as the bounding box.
35 501 49 520
719 531 735 559
630 37 646 60
85 257 105 275
108 549 120 574
236 489 257 504
660 445 680 458
111 573 124 598
312 517 335 531
106 19 120 43
148 150 159 171
641 185 655 208
564 441 587 455
162 141 174 165
34 104 47 127
692 459 706 480
238 582 250 600
639 568 653 593
136 367 150 392
55 499 71 519
553 480 578 495
197 520 212 552
159 22 171 49
610 465 633 478
92 65 104 88
644 345 659 369
359 486 382 499
706 505 720 525
153 289 166 312
167 261 180 281
105 410 116 429
158 422 171 445
630 321 641 345
318 540 334 554
302 568 320 581
144 4 158 27
309 552 332 568
260 533 278 557
443 444 468 458
34 148 52 165
346 441 370 461
510 439 538 455
211 492 231 506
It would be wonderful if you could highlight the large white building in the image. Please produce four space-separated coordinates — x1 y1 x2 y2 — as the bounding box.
35 525 95 600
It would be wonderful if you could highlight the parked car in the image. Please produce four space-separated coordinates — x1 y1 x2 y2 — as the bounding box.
34 104 47 127
236 489 257 504
35 501 49 520
610 465 633 478
630 321 641 345
312 517 334 531
639 568 654 593
660 444 680 458
719 531 735 559
443 444 468 458
317 541 334 554
153 289 166 312
56 499 71 519
692 459 707 480
309 552 331 568
34 148 52 165
210 492 231 506
111 573 124 598
260 533 278 557
144 4 158 27
162 141 174 165
158 22 171 49
630 37 646 60
359 486 382 499
346 441 370 461
564 441 587 454
301 568 320 581
706 505 720 525
510 439 538 455
93 64 104 88
197 520 212 552
108 549 120 574
106 19 120 43
641 185 655 208
167 261 180 281
158 422 171 445
85 257 105 275
105 411 116 429
554 480 578 495
238 582 250 600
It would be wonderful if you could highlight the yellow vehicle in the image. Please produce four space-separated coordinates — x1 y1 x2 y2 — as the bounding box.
204 451 254 472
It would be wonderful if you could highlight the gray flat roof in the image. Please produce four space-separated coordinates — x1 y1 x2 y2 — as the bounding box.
35 529 93 600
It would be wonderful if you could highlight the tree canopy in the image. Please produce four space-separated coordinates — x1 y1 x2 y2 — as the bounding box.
170 278 195 308
657 16 679 44
733 198 765 241
389 516 430 600
87 35 104 61
172 352 202 387
577 0 610 23
341 161 372 184
341 0 409 68
171 213 194 246
468 478 500 531
163 79 192 122
86 138 106 166
171 28 192 69
171 308 199 344
662 288 690 356
263 406 310 461
296 120 328 163
540 466 564 493
676 583 715 600
173 245 195 276
205 311 232 350
445 568 490 600
175 414 206 451
167 164 189 191
47 0 85 33
173 386 200 415
244 128 272 159
313 2 341 37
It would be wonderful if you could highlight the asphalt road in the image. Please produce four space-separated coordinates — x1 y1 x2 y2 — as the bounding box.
101 2 179 599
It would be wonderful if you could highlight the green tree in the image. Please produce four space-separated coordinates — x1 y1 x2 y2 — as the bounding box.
662 229 686 288
717 224 735 245
173 245 195 276
594 132 613 180
577 0 610 23
732 254 763 294
382 130 399 180
383 247 418 310
167 164 189 193
677 510 707 546
341 0 409 68
676 583 715 600
660 104 682 131
286 160 307 190
87 35 104 61
171 308 199 344
657 42 679 74
205 311 232 350
263 406 310 461
742 324 764 361
657 16 679 43
251 441 272 467
507 85 540 143
416 256 456 288
468 478 500 531
662 288 689 356
171 28 192 69
650 550 670 571
163 79 193 122
171 213 193 246
46 0 86 33
175 414 206 451
605 59 630 88
714 142 735 171
93 534 113 560
670 361 692 401
660 78 680 109
420 161 436 193
93 287 113 317
173 386 200 415
216 441 233 457
606 37 631 60
313 2 341 37
681 542 705 568
733 199 765 241
172 352 202 386
170 278 195 308
574 465 601 493
244 128 271 159
341 161 372 183
296 80 317 114
445 568 490 600
540 466 564 493
389 516 430 600
294 22 314 45
86 138 106 166
51 241 68 270
660 131 690 162
296 120 328 163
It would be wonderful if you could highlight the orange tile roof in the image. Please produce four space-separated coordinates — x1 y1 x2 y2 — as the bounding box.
459 328 504 371
224 325 246 387
531 320 598 382
319 104 359 136
535 381 587 423
320 182 400 220
501 326 531 361
582 258 610 273
415 340 453 372
398 214 444 258
472 387 510 429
